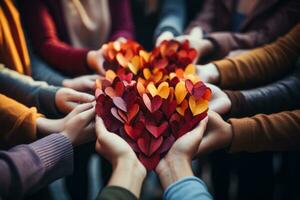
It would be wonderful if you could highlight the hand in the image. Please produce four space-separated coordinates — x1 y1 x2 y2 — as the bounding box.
62 74 101 92
197 111 233 156
95 116 146 198
175 27 213 63
55 88 95 114
156 117 208 189
197 63 220 84
155 31 174 46
207 83 231 115
87 48 106 75
36 103 96 146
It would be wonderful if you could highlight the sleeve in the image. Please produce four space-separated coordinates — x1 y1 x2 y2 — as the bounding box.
213 24 300 90
228 110 300 153
108 0 135 41
0 94 43 149
154 0 186 40
0 65 62 118
206 1 300 58
163 176 213 200
96 186 137 200
20 0 91 76
0 133 73 199
225 67 300 118
185 0 216 34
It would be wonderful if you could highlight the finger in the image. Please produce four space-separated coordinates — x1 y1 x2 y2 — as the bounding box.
87 74 101 80
189 27 203 40
83 80 96 90
71 102 94 114
70 90 95 103
74 107 95 128
182 116 208 143
95 116 110 137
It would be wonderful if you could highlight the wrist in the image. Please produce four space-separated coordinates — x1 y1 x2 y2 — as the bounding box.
108 156 146 198
156 155 193 189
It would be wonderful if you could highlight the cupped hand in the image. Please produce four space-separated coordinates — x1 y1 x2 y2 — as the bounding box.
207 83 231 115
55 88 95 114
197 111 233 156
196 63 220 84
62 74 101 92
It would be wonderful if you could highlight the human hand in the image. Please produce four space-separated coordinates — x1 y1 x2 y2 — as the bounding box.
36 103 96 146
62 74 100 92
55 88 95 114
207 83 231 115
197 63 220 84
155 31 175 46
95 116 146 198
87 48 106 75
197 111 233 156
156 117 208 189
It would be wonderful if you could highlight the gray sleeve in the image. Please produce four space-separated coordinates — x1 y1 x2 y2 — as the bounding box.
29 45 67 87
0 134 73 199
154 0 186 39
0 65 62 118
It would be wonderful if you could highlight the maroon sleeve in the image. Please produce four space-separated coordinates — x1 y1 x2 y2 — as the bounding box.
21 0 91 76
108 0 135 41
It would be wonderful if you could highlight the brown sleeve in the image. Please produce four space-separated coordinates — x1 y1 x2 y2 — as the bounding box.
0 94 43 149
228 110 300 153
213 24 300 90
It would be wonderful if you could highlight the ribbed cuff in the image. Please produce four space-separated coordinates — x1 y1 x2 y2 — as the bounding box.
29 133 73 172
228 118 256 153
97 186 137 200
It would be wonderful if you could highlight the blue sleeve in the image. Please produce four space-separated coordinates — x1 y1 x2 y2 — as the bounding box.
154 0 186 39
163 176 213 200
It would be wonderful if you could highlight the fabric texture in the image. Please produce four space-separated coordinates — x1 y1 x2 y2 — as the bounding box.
229 110 300 153
164 176 213 200
0 133 73 199
0 65 61 118
19 0 134 76
0 0 31 75
96 186 137 200
186 0 300 59
0 94 43 149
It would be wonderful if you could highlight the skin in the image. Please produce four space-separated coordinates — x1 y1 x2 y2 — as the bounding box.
196 63 220 84
36 103 96 146
55 88 95 114
155 117 208 189
62 74 101 92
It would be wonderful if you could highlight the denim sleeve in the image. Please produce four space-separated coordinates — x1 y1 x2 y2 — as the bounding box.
163 176 213 200
154 0 186 39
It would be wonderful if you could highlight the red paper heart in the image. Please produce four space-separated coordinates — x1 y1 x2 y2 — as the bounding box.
142 94 163 113
124 122 144 141
145 121 168 138
137 134 163 157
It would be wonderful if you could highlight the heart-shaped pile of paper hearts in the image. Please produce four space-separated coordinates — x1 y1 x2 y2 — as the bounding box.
96 40 211 170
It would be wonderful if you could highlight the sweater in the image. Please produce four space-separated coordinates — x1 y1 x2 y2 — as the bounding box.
0 65 61 118
186 0 300 59
0 133 73 199
0 94 43 149
19 0 134 76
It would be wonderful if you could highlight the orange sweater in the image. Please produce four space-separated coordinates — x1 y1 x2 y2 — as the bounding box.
212 24 300 152
0 94 43 149
0 0 31 75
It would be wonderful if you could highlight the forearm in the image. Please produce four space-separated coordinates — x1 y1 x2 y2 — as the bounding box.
0 134 73 199
154 0 186 39
213 25 300 89
228 110 300 153
0 65 61 118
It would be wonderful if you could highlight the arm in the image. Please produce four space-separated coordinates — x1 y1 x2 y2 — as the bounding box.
0 65 61 118
0 94 43 149
0 134 73 199
20 0 91 76
204 24 300 89
197 111 300 156
108 0 135 41
154 0 186 40
226 68 300 117
206 1 300 58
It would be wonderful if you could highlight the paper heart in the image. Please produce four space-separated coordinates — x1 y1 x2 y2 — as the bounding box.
96 39 211 170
